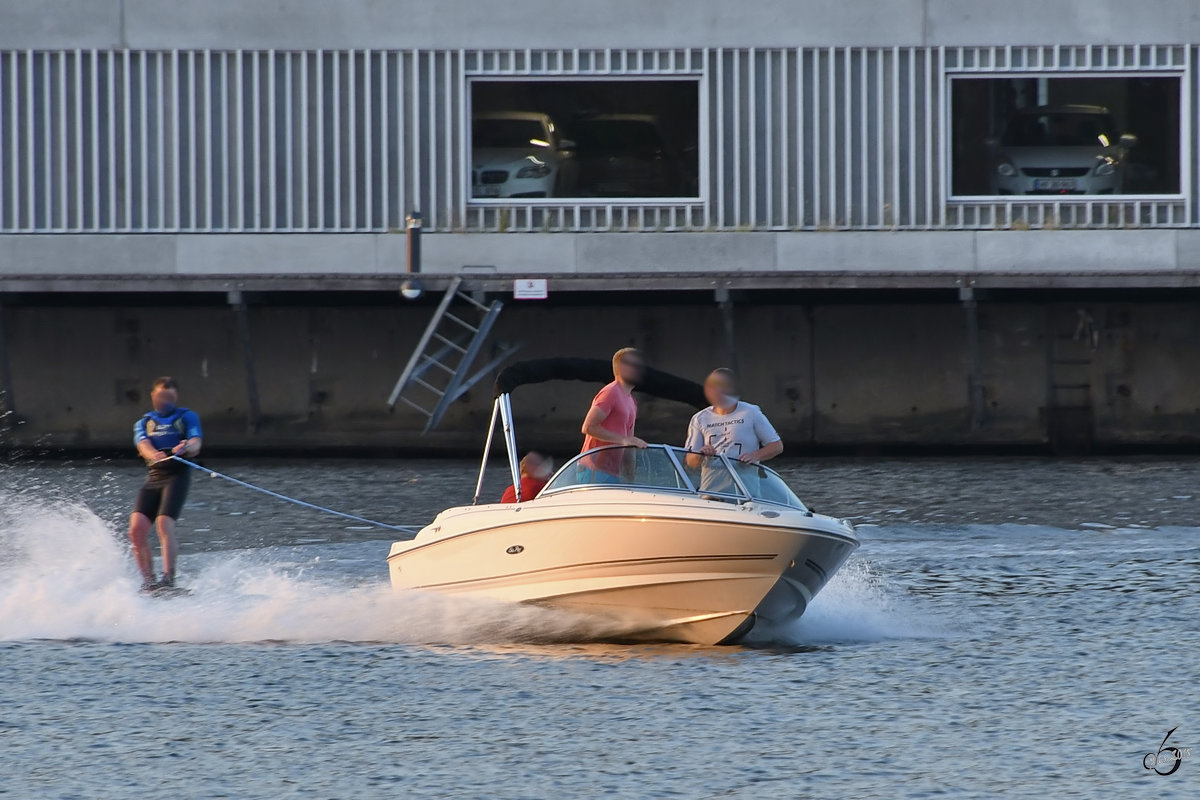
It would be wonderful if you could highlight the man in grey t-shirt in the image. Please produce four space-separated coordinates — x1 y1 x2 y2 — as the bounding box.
684 369 783 492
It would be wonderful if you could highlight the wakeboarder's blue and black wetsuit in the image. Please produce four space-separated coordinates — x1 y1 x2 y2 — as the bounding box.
133 407 202 520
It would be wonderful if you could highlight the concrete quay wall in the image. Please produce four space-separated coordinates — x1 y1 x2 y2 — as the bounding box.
3 296 1198 455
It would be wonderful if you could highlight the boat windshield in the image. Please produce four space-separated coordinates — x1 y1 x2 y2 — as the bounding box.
541 444 807 510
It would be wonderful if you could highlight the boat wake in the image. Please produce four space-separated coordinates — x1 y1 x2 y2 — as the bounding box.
771 558 949 646
0 495 936 648
0 496 628 645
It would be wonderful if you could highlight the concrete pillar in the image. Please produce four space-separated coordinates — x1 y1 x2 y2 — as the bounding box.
715 288 738 374
960 287 985 431
0 297 14 421
228 290 261 433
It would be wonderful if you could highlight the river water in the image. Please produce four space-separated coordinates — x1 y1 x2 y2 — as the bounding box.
1 456 1197 798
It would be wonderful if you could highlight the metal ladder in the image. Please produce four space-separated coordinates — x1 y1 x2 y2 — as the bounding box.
387 277 520 432
1046 306 1097 453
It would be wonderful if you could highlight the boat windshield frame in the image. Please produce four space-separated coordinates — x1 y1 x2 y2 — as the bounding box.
538 443 808 511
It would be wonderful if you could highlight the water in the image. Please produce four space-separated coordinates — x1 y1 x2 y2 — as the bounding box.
2 456 1198 798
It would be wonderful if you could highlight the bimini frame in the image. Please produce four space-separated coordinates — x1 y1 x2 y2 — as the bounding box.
471 358 708 506
473 392 523 504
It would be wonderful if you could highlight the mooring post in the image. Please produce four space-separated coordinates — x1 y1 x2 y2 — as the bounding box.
407 211 422 274
400 211 424 300
960 287 985 432
228 290 261 434
715 288 739 374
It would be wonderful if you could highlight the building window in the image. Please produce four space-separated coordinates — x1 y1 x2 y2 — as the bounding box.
950 76 1182 197
469 79 700 201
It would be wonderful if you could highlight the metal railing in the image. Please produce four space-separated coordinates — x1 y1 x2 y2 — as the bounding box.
0 45 1194 234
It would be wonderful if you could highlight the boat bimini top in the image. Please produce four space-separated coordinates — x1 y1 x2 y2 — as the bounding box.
473 358 709 504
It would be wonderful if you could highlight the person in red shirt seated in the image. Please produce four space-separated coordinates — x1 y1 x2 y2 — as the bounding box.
501 452 554 503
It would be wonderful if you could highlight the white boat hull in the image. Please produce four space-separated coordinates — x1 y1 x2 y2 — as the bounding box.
388 491 858 645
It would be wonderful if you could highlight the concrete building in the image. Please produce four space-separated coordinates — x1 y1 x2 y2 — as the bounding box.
2 0 1200 453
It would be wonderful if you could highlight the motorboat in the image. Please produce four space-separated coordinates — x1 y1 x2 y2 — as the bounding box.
387 359 860 645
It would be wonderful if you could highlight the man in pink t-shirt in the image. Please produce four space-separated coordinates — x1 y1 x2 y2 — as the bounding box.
579 347 649 479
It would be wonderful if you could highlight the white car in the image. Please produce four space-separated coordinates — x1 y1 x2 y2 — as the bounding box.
471 112 575 199
989 105 1138 196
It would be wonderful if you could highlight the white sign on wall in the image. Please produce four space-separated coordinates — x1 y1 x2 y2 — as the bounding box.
513 279 549 300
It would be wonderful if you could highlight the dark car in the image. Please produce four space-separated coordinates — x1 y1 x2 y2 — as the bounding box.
572 114 691 198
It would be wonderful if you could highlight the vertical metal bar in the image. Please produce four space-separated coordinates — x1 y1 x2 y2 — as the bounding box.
779 49 789 228
858 48 868 228
316 50 325 228
907 48 916 227
747 47 756 226
472 399 501 506
139 51 148 229
380 51 390 231
171 50 179 229
829 47 838 226
218 50 226 227
1182 44 1194 224
891 47 900 228
284 52 293 229
762 50 773 226
715 48 724 226
26 50 35 229
457 50 467 230
300 52 309 228
444 50 453 231
11 52 22 228
347 49 357 229
58 50 70 230
363 49 373 230
122 50 132 230
187 51 196 229
398 51 407 227
876 47 885 228
697 49 710 226
106 51 116 229
268 50 277 230
252 52 262 228
936 46 947 228
235 51 244 230
732 49 740 225
427 50 436 229
0 55 6 228
203 50 212 230
500 394 522 502
71 50 81 229
843 46 852 227
411 50 420 222
812 49 822 227
796 48 805 228
43 52 54 228
924 47 934 227
155 51 165 230
332 51 341 228
218 51 226 227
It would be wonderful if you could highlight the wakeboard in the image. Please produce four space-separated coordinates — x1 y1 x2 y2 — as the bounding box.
145 586 193 599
